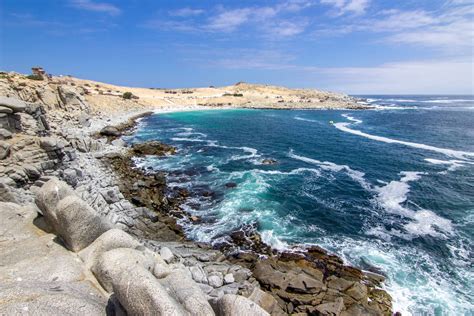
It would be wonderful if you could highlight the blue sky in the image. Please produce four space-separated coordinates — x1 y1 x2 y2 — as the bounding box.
1 0 473 94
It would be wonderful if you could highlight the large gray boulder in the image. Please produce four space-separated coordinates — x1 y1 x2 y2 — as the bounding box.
0 105 13 114
55 195 112 252
92 248 156 292
79 229 143 269
217 294 270 316
113 265 186 316
0 281 106 315
159 271 215 315
0 96 27 113
35 177 75 231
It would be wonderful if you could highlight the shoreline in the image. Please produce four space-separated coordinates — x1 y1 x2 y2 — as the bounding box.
0 73 393 315
103 108 393 314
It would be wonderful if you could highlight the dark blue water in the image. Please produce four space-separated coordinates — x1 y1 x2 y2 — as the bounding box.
126 96 474 316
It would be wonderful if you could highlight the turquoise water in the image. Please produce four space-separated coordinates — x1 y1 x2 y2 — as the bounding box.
127 96 474 316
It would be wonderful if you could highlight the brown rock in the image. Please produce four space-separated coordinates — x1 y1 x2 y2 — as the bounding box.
315 297 344 316
345 282 368 301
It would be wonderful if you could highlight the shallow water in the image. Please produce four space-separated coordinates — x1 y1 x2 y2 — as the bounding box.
126 96 474 316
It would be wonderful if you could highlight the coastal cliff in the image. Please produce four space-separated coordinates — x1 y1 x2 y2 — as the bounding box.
0 70 391 315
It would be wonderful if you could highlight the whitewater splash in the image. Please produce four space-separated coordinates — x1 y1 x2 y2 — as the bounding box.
334 115 474 160
374 171 453 239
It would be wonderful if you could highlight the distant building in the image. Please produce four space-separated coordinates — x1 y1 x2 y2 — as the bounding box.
31 67 48 79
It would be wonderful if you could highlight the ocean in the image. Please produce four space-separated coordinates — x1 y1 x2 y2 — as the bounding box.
125 96 474 316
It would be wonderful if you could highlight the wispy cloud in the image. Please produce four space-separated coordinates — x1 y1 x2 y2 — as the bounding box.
145 1 313 38
320 0 370 15
70 0 121 16
169 7 205 17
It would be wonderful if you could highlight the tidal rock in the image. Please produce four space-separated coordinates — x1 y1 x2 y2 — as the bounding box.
92 248 156 292
0 141 10 159
111 138 126 147
225 182 237 189
0 128 12 140
217 294 270 316
79 229 142 269
0 96 27 113
99 126 121 137
131 141 176 156
261 158 277 165
55 195 112 252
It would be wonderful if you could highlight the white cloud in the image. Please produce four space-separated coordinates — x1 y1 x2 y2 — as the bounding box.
320 0 370 15
169 7 205 17
70 0 121 16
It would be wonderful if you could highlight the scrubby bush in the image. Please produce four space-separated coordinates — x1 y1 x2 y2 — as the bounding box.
26 74 44 81
122 91 133 99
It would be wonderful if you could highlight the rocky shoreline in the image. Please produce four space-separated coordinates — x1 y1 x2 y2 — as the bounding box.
0 72 392 315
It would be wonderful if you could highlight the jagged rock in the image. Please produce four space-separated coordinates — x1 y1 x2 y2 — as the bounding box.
345 282 368 301
0 128 12 140
100 126 120 137
248 288 285 315
327 276 354 292
62 168 80 186
159 271 215 315
160 246 174 263
79 229 143 269
23 164 41 180
0 96 27 113
92 248 156 292
55 195 112 252
131 141 176 156
0 141 10 159
287 274 325 294
315 297 344 316
57 85 90 112
217 294 270 316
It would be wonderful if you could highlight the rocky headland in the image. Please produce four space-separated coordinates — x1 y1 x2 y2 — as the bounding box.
0 70 391 315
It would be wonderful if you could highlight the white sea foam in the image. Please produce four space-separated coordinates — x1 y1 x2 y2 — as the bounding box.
261 230 290 251
424 158 474 173
374 171 453 239
176 131 207 137
334 116 474 160
171 137 208 142
421 99 473 104
288 149 371 190
294 116 318 123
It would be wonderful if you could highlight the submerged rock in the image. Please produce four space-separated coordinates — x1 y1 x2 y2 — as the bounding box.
261 158 277 165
